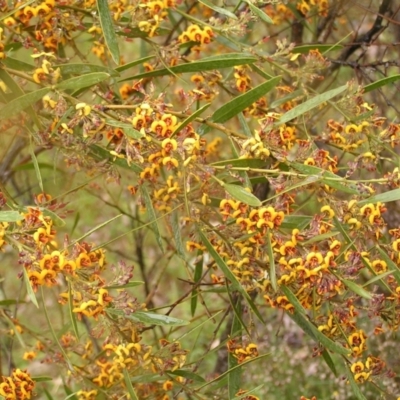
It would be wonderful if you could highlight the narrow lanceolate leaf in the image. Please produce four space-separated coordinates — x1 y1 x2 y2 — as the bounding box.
57 63 119 77
107 309 188 326
211 158 267 168
123 369 139 400
1 57 34 71
42 208 65 227
292 44 343 54
276 84 348 125
0 87 49 121
228 299 242 398
97 0 120 64
30 142 43 192
199 0 237 19
362 270 394 287
244 0 274 24
71 214 122 246
105 281 144 289
198 229 245 295
211 76 281 123
56 72 110 91
224 184 262 207
106 119 144 139
141 186 165 252
191 253 203 316
280 215 311 230
168 369 206 383
363 75 400 93
281 286 350 355
358 188 400 205
172 103 211 137
68 280 79 338
23 267 38 308
290 162 359 194
340 279 372 299
0 211 23 222
115 55 155 72
0 68 25 103
120 53 258 81
321 349 338 377
171 210 185 258
266 230 277 292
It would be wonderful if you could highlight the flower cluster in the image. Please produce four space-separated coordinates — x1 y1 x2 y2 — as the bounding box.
0 369 35 400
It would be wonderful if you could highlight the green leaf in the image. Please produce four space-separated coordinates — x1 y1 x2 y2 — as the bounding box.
41 288 73 371
362 270 394 287
168 369 206 383
198 230 264 324
108 309 189 326
276 84 348 125
340 279 372 299
42 208 66 227
224 184 262 206
97 0 120 64
0 299 20 306
57 63 119 77
211 158 267 168
106 119 144 139
280 215 311 230
171 210 185 258
266 230 277 292
23 267 39 308
302 231 340 245
199 0 237 19
191 254 203 316
238 112 253 137
105 281 144 289
281 286 350 355
0 88 49 121
290 162 359 194
89 144 143 173
31 376 53 382
321 349 338 377
292 44 343 54
120 53 258 81
227 285 250 335
358 188 400 205
244 0 274 23
115 55 155 72
123 369 139 400
56 72 110 91
71 214 122 245
198 229 246 295
363 75 400 93
211 76 281 123
228 298 242 398
29 142 43 192
376 247 400 285
141 186 164 252
344 363 368 400
2 57 34 71
43 388 55 400
68 280 79 339
172 103 211 137
270 89 303 109
0 211 23 222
